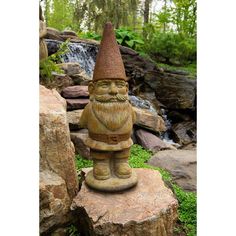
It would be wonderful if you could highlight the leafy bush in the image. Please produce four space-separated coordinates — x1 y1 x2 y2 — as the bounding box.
115 28 144 51
78 31 102 41
39 39 70 80
144 31 196 65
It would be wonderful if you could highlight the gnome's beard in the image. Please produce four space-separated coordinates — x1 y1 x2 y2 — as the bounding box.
91 95 130 131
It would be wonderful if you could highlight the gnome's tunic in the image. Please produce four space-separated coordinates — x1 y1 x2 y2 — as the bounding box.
80 102 136 151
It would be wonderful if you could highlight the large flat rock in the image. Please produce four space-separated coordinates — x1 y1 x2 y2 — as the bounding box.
148 150 196 191
72 168 178 236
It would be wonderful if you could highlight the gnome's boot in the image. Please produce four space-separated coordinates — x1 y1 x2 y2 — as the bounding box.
93 159 111 180
114 158 132 179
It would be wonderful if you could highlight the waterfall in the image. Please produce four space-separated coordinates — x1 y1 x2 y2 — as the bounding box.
129 95 156 113
160 108 180 147
45 39 98 77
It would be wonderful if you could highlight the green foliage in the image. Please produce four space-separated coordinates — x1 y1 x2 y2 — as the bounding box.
115 28 144 51
144 30 196 65
157 62 197 77
75 154 93 171
173 184 197 236
40 40 70 80
45 0 75 31
78 32 102 41
66 224 80 236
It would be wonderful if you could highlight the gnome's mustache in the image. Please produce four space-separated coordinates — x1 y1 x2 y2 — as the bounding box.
93 94 128 102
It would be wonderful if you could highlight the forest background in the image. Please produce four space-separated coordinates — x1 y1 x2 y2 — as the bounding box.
40 0 197 72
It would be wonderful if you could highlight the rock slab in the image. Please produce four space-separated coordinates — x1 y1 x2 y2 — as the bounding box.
72 168 178 236
148 150 196 192
135 128 176 152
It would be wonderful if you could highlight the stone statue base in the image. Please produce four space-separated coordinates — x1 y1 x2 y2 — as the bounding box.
85 169 138 192
72 168 178 236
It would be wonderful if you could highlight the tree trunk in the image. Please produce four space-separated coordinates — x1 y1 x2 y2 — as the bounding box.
143 0 151 38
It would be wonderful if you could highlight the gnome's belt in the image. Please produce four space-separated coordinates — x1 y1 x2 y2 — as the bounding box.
89 132 130 144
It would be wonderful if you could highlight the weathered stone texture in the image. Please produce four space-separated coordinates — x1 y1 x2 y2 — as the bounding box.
40 85 79 234
66 109 84 130
133 106 166 132
72 168 178 236
135 128 176 152
66 98 89 110
61 85 89 98
148 150 196 192
70 129 90 159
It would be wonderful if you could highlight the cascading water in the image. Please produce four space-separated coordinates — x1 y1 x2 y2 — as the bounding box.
129 95 156 113
45 39 98 77
160 108 180 147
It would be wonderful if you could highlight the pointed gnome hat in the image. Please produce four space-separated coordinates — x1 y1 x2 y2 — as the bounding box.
92 22 127 81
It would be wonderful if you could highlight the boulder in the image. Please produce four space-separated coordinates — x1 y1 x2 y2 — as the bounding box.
39 20 47 39
57 63 83 77
133 106 166 132
40 170 72 235
67 109 84 130
153 75 196 110
46 27 64 41
70 129 90 159
70 70 92 85
66 98 89 110
171 121 196 145
71 168 178 236
40 85 79 234
39 20 48 60
61 85 89 98
135 129 176 152
40 74 74 93
148 150 196 191
61 30 78 37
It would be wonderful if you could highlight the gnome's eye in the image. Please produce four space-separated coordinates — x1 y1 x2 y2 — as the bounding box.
101 83 108 88
116 83 125 88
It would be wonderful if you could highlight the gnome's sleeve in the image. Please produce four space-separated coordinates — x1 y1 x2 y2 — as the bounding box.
131 106 136 124
80 104 89 128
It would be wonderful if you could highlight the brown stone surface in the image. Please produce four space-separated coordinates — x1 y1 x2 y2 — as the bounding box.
40 85 79 234
133 106 166 132
70 129 90 159
61 85 89 98
135 129 176 152
71 168 178 236
148 150 196 192
40 74 74 93
67 109 84 130
172 121 196 145
40 170 72 235
46 27 64 41
57 63 83 77
149 73 196 110
66 98 89 110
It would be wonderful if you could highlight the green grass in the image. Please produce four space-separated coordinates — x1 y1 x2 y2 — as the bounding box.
74 144 196 236
157 62 196 78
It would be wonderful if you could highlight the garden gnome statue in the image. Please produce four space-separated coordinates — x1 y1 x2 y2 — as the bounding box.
80 22 137 192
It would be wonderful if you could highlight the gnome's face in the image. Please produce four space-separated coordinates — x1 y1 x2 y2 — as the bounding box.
88 79 130 131
89 79 129 103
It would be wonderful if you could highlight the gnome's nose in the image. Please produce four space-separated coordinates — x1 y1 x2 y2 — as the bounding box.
109 82 118 95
